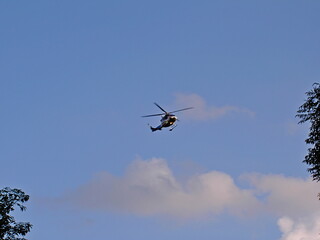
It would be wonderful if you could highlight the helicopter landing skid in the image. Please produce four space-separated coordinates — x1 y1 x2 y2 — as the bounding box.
169 125 177 131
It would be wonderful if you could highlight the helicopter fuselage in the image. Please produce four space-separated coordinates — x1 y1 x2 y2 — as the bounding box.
149 114 177 132
160 114 177 127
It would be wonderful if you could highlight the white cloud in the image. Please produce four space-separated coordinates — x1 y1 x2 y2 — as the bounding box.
278 215 320 240
67 158 260 218
66 158 319 218
245 174 320 240
173 93 255 120
63 158 320 239
245 174 319 218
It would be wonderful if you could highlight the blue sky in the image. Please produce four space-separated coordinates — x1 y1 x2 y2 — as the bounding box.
1 1 320 239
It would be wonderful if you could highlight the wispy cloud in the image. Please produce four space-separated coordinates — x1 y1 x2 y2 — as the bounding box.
285 121 300 135
173 93 255 121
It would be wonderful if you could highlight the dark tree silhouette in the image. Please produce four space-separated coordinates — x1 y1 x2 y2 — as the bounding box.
297 83 320 182
0 188 32 240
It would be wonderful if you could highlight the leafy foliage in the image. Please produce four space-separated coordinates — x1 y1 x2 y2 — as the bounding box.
297 83 320 182
0 188 32 240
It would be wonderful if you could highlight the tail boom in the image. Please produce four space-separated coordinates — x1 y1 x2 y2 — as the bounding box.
150 126 162 132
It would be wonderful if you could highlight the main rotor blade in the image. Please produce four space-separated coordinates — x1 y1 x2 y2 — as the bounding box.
154 102 167 113
169 107 194 114
141 113 164 118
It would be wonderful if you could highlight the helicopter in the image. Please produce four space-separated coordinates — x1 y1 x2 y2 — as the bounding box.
142 103 193 132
